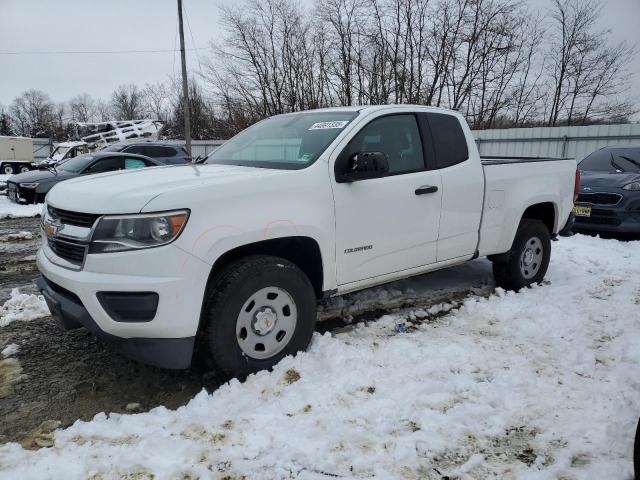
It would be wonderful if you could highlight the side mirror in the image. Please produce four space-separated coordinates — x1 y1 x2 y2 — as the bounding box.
335 151 389 183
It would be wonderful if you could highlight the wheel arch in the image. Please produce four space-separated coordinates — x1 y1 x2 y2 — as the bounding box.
204 236 325 299
521 201 557 234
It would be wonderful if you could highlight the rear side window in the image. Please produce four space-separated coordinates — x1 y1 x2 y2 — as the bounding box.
144 146 167 157
124 145 145 155
425 113 469 169
163 147 177 156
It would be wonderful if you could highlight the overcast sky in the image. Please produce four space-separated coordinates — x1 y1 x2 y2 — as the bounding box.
1 0 639 108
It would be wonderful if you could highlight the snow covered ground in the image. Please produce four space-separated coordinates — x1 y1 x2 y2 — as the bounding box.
0 197 42 220
0 174 43 219
0 234 638 479
0 288 49 327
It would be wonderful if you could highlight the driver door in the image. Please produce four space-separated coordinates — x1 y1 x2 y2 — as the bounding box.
331 113 443 286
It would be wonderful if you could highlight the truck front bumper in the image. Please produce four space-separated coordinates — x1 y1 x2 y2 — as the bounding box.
36 244 211 369
38 275 194 369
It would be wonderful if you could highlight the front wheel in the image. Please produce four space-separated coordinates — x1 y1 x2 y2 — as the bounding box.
19 165 31 173
201 255 317 379
491 219 551 291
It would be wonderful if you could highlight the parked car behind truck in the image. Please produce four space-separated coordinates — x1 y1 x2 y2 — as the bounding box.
6 152 163 204
573 146 640 234
36 105 577 377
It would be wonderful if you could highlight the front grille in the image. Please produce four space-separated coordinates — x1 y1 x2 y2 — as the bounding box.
7 182 18 202
47 237 87 265
48 206 101 228
576 192 622 205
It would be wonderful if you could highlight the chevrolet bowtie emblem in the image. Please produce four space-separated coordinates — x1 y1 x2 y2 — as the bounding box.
43 218 63 237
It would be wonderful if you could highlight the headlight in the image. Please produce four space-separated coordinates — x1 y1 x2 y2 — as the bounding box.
89 210 189 253
623 181 640 191
20 182 39 189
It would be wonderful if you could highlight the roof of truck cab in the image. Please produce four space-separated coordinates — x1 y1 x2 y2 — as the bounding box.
287 104 459 114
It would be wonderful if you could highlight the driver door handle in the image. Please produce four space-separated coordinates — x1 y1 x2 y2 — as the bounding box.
415 185 438 195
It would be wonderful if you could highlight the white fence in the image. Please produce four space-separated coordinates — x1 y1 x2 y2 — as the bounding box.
472 123 640 161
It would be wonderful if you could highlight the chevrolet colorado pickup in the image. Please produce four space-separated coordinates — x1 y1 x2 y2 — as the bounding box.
36 105 578 376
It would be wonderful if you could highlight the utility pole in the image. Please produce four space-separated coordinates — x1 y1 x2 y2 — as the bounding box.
177 0 191 156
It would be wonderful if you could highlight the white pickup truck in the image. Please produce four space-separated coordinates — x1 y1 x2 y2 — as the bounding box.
37 105 577 376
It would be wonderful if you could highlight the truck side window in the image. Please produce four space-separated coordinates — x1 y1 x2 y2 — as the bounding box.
344 114 425 174
426 113 469 169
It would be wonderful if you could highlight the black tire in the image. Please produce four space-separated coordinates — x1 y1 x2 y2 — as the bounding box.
1 164 14 175
201 255 316 379
491 218 551 291
19 165 31 173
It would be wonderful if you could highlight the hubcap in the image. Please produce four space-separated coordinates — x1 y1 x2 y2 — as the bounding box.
236 287 297 360
520 236 543 279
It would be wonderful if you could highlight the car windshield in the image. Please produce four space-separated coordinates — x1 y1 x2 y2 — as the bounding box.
57 154 95 173
205 111 359 169
579 148 640 173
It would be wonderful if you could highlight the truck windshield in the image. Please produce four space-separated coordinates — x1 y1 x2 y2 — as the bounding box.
205 111 358 170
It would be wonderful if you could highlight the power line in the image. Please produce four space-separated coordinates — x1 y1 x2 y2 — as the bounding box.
0 48 206 56
183 0 205 75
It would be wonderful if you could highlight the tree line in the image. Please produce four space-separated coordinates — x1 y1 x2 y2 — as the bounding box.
0 0 636 142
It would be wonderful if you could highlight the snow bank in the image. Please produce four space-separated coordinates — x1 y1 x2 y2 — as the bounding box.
0 234 638 479
0 197 42 219
0 288 50 327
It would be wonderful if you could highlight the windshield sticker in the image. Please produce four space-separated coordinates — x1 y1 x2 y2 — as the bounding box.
308 121 349 130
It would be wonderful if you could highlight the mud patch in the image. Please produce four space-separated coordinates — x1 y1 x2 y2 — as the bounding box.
0 357 24 398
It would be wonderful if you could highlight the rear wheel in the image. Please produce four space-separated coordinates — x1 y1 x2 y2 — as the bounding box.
492 219 551 291
201 255 316 378
2 164 15 175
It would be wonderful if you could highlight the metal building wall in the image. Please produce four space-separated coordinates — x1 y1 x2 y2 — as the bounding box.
472 123 640 161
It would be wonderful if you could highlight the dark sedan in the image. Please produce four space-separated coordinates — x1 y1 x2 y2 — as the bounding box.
6 152 162 204
573 146 640 233
100 141 191 165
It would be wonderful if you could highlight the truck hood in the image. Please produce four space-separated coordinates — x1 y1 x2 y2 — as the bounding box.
46 164 286 213
579 170 640 189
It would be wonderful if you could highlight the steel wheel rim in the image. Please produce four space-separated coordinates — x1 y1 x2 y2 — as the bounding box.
236 286 298 360
520 236 544 279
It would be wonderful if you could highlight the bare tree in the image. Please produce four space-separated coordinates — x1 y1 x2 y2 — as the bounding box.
143 82 171 122
110 84 145 120
9 89 56 137
0 105 14 136
69 93 97 123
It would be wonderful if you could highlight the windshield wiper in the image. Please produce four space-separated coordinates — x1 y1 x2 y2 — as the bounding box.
618 155 640 170
610 157 626 172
